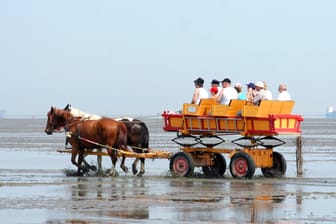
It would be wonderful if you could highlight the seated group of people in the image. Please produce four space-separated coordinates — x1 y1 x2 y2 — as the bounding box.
191 77 291 106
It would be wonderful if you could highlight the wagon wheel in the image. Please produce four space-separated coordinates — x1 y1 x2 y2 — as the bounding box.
261 151 287 178
202 153 226 177
169 152 195 177
229 152 255 179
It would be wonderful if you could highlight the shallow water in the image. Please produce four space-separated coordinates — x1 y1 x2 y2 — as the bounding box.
1 118 336 223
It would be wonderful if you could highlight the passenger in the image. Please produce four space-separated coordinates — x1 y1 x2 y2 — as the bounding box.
210 79 221 97
191 77 209 104
234 83 246 100
217 78 238 105
252 81 272 105
246 82 256 102
263 81 273 100
209 86 219 99
277 83 291 100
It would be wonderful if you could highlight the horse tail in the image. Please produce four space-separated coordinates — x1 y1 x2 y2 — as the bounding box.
139 122 150 149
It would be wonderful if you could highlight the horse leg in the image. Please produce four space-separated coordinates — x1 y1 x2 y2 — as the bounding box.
120 156 128 173
77 150 87 175
71 148 82 176
132 158 139 175
80 149 102 174
138 158 145 177
97 149 102 174
107 149 118 177
82 155 97 172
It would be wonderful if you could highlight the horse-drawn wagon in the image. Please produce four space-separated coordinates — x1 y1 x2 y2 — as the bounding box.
46 99 303 179
162 99 303 178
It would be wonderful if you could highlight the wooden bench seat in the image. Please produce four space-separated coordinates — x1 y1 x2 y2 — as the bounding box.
242 100 295 118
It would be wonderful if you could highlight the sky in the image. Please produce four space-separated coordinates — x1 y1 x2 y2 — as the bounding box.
1 0 335 118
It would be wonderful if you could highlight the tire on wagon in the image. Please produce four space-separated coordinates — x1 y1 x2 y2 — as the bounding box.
169 152 195 177
202 153 226 177
261 151 287 178
229 151 255 179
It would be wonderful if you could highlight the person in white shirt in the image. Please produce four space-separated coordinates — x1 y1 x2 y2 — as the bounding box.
262 81 273 100
253 81 272 105
217 78 238 105
277 84 291 100
191 77 209 104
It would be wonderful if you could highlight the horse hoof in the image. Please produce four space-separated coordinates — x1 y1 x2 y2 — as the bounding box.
108 171 119 177
132 166 138 175
122 166 129 173
136 172 143 177
90 165 97 172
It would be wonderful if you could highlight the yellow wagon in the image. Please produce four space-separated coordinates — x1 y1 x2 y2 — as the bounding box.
162 99 303 178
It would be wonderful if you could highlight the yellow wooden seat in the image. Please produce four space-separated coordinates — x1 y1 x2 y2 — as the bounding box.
268 100 282 115
182 103 199 115
256 100 272 117
211 104 229 116
198 98 218 115
182 98 218 116
280 100 295 114
242 105 259 117
227 99 245 116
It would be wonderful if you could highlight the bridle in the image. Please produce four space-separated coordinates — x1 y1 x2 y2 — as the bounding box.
48 108 81 133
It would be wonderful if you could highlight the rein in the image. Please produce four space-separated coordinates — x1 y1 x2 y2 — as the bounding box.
68 131 150 153
64 117 86 131
73 135 121 153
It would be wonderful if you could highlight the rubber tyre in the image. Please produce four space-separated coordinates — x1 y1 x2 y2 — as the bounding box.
202 153 226 177
229 152 256 179
169 152 195 177
261 151 287 178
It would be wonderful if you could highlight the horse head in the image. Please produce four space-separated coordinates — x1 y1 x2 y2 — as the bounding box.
45 106 71 135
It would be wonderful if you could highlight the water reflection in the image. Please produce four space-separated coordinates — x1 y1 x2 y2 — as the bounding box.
61 174 332 223
229 180 286 223
151 178 291 223
70 177 149 221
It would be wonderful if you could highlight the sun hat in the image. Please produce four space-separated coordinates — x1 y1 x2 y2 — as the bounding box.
255 81 265 88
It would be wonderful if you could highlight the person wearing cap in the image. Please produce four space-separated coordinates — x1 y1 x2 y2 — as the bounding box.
191 77 209 104
252 81 272 105
246 82 256 101
217 78 238 105
277 83 291 100
210 79 221 97
234 83 246 100
209 86 219 99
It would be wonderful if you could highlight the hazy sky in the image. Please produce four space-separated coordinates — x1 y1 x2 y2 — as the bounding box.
1 0 335 118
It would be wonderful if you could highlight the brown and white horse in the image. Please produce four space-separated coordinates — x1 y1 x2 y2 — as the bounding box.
64 105 150 177
45 107 130 176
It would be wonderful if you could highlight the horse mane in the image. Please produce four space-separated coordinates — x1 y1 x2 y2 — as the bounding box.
65 105 102 120
115 117 135 122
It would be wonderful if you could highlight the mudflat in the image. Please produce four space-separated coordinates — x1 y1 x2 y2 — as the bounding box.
0 118 336 223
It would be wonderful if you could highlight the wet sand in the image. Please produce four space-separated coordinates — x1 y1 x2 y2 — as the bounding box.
1 118 336 223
